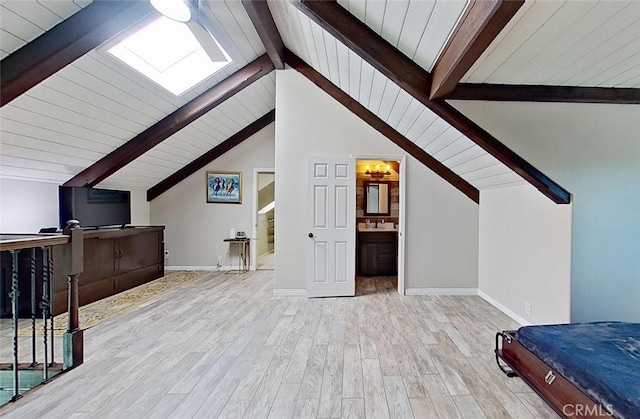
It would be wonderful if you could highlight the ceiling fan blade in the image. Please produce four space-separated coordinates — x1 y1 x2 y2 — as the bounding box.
185 20 228 62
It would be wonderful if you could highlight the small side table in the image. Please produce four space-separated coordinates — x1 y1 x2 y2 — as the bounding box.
223 238 250 273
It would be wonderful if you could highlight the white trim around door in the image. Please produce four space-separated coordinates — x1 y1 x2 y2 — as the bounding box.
353 154 407 295
252 167 275 271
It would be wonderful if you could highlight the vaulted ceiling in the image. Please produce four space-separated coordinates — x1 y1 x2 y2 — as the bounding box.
1 0 638 203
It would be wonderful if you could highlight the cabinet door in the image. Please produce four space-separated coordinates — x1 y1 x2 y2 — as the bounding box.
359 243 378 276
117 231 161 273
83 237 117 282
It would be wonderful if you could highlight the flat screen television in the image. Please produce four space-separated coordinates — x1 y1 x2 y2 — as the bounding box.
59 186 131 229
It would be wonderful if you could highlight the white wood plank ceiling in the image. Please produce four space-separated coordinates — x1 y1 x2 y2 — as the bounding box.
0 0 271 190
269 0 527 190
462 0 640 88
2 0 636 195
102 73 276 190
0 0 93 60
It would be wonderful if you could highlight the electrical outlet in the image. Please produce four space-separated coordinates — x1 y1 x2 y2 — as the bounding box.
525 302 531 315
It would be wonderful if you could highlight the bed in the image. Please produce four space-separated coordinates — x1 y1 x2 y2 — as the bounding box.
495 322 640 418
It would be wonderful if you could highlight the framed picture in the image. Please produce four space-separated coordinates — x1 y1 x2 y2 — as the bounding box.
206 171 242 204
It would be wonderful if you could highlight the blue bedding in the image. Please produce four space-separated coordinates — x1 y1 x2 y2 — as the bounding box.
516 322 640 419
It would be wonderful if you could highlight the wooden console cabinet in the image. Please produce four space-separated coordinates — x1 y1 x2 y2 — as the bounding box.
50 226 164 315
357 231 397 276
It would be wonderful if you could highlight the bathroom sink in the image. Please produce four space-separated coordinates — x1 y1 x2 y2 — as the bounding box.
358 223 397 232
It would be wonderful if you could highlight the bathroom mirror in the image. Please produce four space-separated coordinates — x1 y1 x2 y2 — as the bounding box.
364 181 391 216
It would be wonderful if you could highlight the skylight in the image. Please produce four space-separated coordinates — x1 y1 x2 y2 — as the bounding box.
107 16 231 96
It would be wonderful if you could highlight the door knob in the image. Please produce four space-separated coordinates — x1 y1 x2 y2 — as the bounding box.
308 233 314 238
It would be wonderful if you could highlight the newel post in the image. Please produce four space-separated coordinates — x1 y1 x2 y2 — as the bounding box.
62 220 84 369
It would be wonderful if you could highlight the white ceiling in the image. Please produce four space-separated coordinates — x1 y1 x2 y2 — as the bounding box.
1 0 637 196
337 0 468 72
270 0 527 191
463 0 640 88
0 0 93 60
0 0 271 189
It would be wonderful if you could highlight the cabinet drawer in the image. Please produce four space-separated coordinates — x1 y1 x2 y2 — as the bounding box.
378 243 396 255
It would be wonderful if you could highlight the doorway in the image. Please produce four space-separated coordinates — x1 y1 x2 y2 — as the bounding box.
355 156 406 295
252 169 275 270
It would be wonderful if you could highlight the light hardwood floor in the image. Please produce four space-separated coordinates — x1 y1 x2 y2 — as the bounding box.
0 271 558 418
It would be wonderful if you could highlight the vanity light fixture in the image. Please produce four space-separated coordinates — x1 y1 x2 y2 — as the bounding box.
365 164 391 179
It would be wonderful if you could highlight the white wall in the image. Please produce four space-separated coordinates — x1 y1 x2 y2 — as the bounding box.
275 69 478 291
150 124 275 268
0 178 149 232
129 189 151 226
478 184 572 325
453 100 640 322
0 178 59 232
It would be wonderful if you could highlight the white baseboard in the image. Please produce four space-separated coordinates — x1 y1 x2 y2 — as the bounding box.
405 287 478 296
273 288 306 297
166 265 254 272
165 265 217 271
478 290 531 326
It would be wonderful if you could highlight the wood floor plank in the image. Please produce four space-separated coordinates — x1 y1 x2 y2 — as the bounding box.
193 378 240 418
168 356 236 418
420 374 463 419
293 398 320 419
242 353 290 419
454 394 488 419
359 332 379 360
408 397 439 419
342 398 365 419
342 344 364 398
383 375 414 419
393 344 427 398
218 400 249 419
297 344 329 400
376 338 401 376
282 335 314 384
230 345 278 401
405 333 436 375
142 394 185 418
362 358 390 419
517 392 560 418
428 346 471 396
268 383 300 419
317 352 344 418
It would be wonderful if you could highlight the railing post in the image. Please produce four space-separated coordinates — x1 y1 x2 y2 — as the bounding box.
30 248 37 367
62 220 84 369
41 246 50 380
48 247 55 367
9 249 20 401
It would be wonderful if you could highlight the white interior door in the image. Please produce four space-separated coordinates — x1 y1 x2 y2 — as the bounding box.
307 157 355 297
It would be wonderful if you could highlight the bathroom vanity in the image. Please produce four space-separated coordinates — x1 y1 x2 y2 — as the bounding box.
357 226 398 276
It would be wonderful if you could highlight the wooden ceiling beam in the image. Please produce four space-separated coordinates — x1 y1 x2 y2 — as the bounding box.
242 0 285 69
64 54 275 188
294 0 570 204
285 50 479 204
430 0 524 100
292 0 430 101
0 0 153 107
147 109 275 201
448 83 640 104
